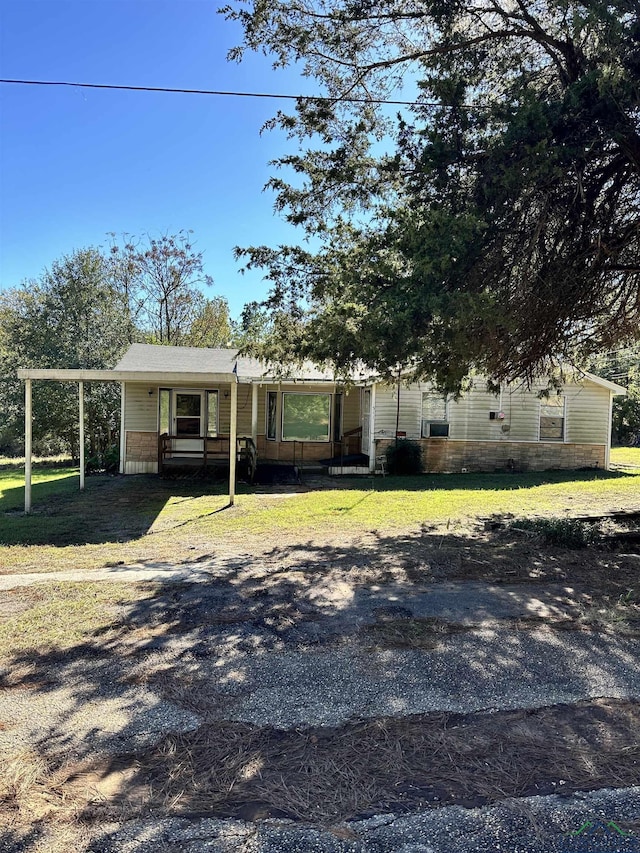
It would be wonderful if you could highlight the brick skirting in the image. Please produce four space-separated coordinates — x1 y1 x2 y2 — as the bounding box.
376 438 606 473
126 431 158 463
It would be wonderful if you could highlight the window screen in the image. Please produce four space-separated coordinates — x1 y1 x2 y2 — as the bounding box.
159 389 170 435
206 391 218 437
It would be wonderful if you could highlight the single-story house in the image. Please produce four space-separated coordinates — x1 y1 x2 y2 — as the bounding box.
17 343 626 511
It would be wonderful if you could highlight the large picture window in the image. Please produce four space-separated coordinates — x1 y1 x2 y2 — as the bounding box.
282 393 331 442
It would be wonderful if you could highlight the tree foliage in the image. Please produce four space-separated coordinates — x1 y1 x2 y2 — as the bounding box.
0 249 133 456
2 235 232 458
589 344 640 443
108 232 217 346
225 0 640 390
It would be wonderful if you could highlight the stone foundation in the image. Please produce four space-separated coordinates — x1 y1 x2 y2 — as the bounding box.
126 431 158 463
375 439 606 473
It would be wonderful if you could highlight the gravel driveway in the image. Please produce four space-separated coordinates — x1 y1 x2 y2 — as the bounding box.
2 559 640 853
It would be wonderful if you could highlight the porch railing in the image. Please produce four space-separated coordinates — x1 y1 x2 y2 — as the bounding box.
158 434 257 480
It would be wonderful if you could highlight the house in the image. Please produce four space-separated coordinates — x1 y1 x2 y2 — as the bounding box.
17 343 626 512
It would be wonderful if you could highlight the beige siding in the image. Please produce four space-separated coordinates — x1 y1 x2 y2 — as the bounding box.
374 383 423 440
448 384 502 441
373 375 611 448
124 383 158 432
501 383 540 442
565 383 610 444
124 460 158 474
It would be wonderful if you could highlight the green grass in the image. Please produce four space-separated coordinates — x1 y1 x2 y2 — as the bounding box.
0 582 157 658
610 446 640 467
0 465 80 511
1 465 639 574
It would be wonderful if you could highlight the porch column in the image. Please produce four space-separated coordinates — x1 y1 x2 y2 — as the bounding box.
229 378 238 505
24 379 32 514
251 382 258 448
119 382 126 475
79 381 85 491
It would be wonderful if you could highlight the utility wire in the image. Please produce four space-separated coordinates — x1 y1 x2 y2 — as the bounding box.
0 77 471 108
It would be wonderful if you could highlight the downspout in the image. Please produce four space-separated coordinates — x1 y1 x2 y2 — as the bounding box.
395 369 401 446
251 382 258 450
369 384 377 472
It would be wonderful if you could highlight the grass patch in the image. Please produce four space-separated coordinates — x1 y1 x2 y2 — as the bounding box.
610 446 640 467
0 466 79 512
1 466 640 574
0 582 157 659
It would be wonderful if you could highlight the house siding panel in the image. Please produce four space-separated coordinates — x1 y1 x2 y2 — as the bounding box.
125 383 158 432
374 384 423 440
448 384 502 441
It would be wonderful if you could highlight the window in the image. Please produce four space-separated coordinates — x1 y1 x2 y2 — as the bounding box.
282 393 331 442
267 391 277 441
333 393 343 442
421 392 449 438
539 396 565 441
159 389 218 437
175 393 202 437
159 389 170 435
206 391 218 437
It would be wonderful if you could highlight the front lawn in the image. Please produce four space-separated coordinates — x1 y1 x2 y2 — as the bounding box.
1 462 640 574
610 446 640 467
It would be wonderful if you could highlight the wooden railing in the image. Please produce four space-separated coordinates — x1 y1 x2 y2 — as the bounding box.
158 433 235 474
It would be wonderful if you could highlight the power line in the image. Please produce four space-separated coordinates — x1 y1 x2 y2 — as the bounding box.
0 77 464 108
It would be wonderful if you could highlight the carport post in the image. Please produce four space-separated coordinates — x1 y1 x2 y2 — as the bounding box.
24 379 32 514
229 377 238 505
79 381 85 491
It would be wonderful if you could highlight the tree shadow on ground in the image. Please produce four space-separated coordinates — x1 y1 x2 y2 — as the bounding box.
2 466 638 551
1 526 640 851
0 474 234 548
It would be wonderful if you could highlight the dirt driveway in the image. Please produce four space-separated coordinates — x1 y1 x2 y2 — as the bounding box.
2 522 640 852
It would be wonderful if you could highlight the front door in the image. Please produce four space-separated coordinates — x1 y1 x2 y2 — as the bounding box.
173 391 204 455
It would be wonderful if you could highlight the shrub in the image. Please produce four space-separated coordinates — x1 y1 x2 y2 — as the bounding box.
385 439 423 476
511 517 597 548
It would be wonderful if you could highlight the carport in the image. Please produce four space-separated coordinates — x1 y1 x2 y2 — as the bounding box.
17 367 240 513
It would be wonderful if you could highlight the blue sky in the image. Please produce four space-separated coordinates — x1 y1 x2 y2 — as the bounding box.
0 0 316 316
